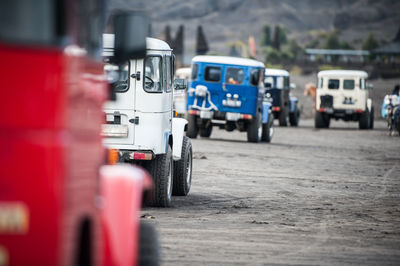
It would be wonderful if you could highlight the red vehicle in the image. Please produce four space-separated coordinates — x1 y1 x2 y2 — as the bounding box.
0 1 158 265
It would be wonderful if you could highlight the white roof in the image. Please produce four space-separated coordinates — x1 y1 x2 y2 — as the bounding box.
146 37 171 51
192 55 265 68
265 68 289 77
102 34 171 54
318 70 368 78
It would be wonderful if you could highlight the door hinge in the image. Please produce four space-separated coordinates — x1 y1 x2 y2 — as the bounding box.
129 117 139 125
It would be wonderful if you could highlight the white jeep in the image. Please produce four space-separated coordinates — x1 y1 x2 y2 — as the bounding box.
315 70 374 129
102 34 192 207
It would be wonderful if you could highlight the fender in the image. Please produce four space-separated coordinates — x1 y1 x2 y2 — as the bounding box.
367 98 372 112
100 164 151 266
262 102 272 124
172 117 188 160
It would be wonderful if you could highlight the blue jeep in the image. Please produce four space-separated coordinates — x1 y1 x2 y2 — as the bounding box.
186 56 274 143
264 69 300 126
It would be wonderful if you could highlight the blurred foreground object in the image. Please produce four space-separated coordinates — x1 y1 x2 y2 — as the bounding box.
0 1 159 265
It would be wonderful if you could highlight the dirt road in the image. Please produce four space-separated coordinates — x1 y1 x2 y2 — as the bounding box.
141 119 400 265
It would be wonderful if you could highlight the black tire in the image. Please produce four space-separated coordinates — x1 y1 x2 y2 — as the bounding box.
359 109 370 130
315 111 329 128
278 109 288 126
369 107 374 129
146 146 173 207
289 108 300 127
199 124 212 138
173 136 192 196
261 118 274 143
186 114 199 138
247 111 262 143
138 221 160 266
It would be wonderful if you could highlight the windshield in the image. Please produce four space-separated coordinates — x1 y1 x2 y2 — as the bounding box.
144 56 163 92
104 61 129 92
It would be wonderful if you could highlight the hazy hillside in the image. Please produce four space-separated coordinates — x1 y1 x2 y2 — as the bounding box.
109 0 399 58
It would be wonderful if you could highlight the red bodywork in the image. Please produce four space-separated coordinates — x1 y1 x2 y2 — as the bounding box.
0 24 149 266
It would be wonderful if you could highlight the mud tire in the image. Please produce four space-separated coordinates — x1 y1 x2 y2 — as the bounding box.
173 136 193 196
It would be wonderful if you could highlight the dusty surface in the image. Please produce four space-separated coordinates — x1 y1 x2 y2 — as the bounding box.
141 119 400 265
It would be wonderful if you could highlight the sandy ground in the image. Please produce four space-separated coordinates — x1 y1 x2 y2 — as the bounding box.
141 119 400 265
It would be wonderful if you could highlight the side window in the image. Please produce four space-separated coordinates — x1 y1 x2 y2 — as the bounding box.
264 76 274 88
191 63 198 81
360 78 366 90
250 69 259 86
328 79 340 89
144 56 163 93
318 77 323 89
165 56 172 92
104 61 129 92
343 79 355 90
226 67 245 85
276 77 284 89
283 77 290 89
204 66 221 82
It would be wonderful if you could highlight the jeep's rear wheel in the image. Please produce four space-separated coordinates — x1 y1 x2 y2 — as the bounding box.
199 124 212 138
279 109 288 126
359 109 370 130
145 146 173 207
247 111 262 143
315 111 329 128
186 114 199 138
369 107 374 129
173 136 192 196
138 221 160 266
289 108 300 127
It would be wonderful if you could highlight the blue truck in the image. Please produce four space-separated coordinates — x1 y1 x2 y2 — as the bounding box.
186 56 274 143
264 69 300 126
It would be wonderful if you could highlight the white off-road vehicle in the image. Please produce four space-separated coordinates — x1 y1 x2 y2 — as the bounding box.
315 70 374 129
102 34 192 207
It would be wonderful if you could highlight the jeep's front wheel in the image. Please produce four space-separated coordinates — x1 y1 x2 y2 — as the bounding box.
359 109 370 130
315 111 329 128
146 146 173 207
199 124 212 138
138 221 160 266
247 111 262 143
261 119 274 143
173 136 193 196
186 114 199 138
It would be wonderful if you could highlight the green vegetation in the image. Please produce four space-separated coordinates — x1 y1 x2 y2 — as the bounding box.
260 24 271 47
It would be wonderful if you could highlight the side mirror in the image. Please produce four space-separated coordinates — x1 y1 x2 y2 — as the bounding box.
366 83 373 90
290 83 296 90
113 12 148 64
174 79 187 91
264 82 272 89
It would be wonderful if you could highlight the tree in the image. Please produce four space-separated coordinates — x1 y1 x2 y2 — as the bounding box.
260 24 271 46
272 25 287 51
324 31 341 49
272 25 281 50
362 32 379 51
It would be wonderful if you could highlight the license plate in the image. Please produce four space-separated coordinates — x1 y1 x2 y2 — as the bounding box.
101 124 128 137
0 202 29 234
345 109 353 114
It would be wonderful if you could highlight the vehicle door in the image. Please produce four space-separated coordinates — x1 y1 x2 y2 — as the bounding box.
103 60 136 145
134 52 172 149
